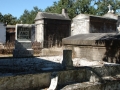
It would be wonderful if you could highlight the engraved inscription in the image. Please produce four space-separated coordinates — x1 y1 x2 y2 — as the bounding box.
17 27 31 40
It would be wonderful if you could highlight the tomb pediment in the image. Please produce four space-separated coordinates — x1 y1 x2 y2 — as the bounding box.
103 13 118 20
35 11 70 21
73 14 90 20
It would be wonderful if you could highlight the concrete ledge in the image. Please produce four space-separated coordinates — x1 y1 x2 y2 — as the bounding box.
61 81 120 90
0 66 120 90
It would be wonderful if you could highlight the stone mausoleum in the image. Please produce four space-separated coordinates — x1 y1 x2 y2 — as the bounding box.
71 4 119 36
63 5 120 64
35 9 71 47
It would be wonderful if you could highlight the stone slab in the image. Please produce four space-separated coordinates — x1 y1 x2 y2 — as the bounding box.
62 33 120 46
13 49 33 57
15 41 32 50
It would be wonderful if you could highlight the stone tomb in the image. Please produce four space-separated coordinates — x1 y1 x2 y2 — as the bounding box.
62 33 120 64
13 24 35 57
71 4 119 35
34 9 71 48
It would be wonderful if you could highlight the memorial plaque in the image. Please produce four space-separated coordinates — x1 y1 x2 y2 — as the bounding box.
17 27 31 40
16 25 33 41
13 24 35 57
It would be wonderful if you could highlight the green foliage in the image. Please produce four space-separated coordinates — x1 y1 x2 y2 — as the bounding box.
74 0 96 15
45 0 96 19
95 0 120 15
1 0 120 24
45 0 77 19
19 6 42 24
0 13 18 25
45 0 120 18
0 12 4 22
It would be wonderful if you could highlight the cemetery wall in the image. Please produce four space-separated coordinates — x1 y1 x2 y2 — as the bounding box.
0 63 119 89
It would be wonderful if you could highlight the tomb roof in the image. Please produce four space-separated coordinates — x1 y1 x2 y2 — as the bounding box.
62 33 120 46
73 14 90 20
16 24 35 27
102 13 118 20
102 4 118 20
73 4 118 21
35 12 70 20
6 25 16 28
72 14 103 20
73 13 118 20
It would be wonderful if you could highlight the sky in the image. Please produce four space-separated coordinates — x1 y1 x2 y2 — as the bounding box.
0 0 59 19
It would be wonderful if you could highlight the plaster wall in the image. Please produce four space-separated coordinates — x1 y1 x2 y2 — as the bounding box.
71 19 90 35
35 20 44 47
0 23 6 44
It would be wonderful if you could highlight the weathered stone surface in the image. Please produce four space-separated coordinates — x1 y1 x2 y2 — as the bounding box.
13 49 33 57
62 50 73 69
13 24 34 57
63 33 120 63
61 82 104 90
35 10 71 48
15 41 32 50
71 9 118 35
0 62 119 90
58 69 86 86
0 73 51 90
47 72 58 90
63 33 120 46
61 81 120 90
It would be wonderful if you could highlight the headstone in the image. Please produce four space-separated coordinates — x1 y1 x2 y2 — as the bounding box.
13 24 35 57
62 50 73 69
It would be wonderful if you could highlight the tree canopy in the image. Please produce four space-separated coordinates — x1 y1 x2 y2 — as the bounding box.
95 0 120 15
19 6 42 24
0 13 17 25
45 0 77 19
0 0 120 24
45 0 120 18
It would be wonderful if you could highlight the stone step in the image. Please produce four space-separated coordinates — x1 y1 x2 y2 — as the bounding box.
60 82 102 90
60 79 120 90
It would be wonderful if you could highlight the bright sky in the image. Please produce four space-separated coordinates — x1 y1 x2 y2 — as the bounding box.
0 0 59 19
